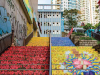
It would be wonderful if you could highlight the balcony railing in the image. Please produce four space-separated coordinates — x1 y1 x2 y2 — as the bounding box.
92 32 100 41
38 4 61 10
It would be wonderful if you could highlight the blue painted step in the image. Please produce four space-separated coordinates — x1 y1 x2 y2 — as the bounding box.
51 37 75 46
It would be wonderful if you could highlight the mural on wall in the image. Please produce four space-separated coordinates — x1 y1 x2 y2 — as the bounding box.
27 22 33 36
23 0 34 36
0 7 12 36
23 0 33 23
52 47 100 75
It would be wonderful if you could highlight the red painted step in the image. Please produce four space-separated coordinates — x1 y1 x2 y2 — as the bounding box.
0 46 50 75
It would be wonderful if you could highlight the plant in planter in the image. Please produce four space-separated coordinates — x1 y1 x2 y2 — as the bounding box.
79 37 94 40
72 32 77 34
73 32 85 45
75 32 85 36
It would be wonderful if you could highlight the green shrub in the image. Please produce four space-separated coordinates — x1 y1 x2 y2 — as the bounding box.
79 37 95 40
75 32 85 36
72 32 76 34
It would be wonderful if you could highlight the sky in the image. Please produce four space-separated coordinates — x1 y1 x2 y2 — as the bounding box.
38 0 51 4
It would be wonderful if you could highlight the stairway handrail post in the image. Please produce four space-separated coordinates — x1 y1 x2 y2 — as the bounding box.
49 33 52 75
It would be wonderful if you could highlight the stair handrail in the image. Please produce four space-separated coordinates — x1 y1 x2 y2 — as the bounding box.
49 33 52 75
66 28 73 37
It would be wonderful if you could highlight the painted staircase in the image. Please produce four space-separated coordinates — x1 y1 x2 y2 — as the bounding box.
26 37 49 46
51 37 75 46
0 46 50 74
0 37 50 75
51 46 100 75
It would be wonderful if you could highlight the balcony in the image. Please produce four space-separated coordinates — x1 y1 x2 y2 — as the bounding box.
38 4 62 12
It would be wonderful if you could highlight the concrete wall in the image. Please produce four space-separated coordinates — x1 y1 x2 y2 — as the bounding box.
0 0 38 46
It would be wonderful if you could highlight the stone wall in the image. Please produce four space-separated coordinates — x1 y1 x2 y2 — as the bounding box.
93 44 100 53
62 32 68 37
73 36 85 46
79 40 97 46
70 34 75 43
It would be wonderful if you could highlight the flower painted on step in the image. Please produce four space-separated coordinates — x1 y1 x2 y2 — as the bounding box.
72 59 93 69
65 51 70 55
60 65 65 69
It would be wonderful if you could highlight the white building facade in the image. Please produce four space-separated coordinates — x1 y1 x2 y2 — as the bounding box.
52 0 80 11
80 0 100 26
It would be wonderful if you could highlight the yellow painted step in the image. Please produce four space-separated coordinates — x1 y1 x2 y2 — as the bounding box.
26 37 49 46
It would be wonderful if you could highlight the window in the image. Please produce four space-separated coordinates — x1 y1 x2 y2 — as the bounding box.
48 23 49 26
44 15 45 18
39 15 40 18
44 31 45 34
50 30 51 33
41 22 42 26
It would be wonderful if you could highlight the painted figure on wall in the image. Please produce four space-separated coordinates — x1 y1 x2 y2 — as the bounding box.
0 7 12 36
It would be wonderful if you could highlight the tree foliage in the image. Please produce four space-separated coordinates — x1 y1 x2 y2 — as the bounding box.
63 9 81 28
83 23 93 30
94 22 100 29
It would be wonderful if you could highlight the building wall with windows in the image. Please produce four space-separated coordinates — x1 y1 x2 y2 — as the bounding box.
52 0 80 11
80 0 100 26
38 11 63 37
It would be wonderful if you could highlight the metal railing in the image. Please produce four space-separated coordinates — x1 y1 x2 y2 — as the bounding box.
38 4 61 10
92 32 100 41
0 32 12 54
49 33 52 75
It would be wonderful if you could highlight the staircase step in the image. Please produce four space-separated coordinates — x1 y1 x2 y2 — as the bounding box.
0 70 49 75
51 37 75 46
0 65 49 69
51 46 100 75
0 46 50 75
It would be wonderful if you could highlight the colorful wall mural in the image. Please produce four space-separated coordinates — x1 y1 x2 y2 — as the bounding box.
0 7 12 36
51 46 100 75
27 22 33 36
23 0 33 23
